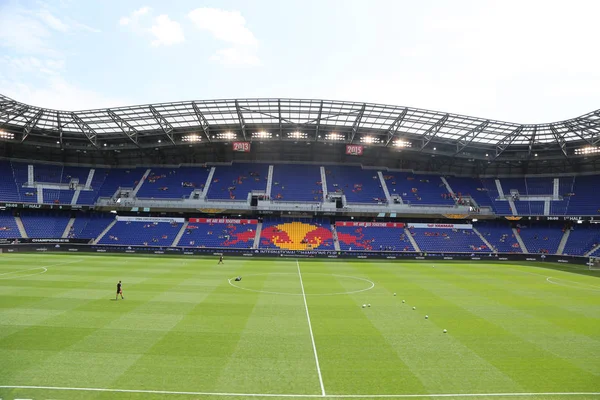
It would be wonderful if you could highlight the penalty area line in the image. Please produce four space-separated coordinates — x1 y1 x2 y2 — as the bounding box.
0 386 599 398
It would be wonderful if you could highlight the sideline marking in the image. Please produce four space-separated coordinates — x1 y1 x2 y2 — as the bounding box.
546 277 600 292
297 260 326 397
0 386 599 398
228 272 374 296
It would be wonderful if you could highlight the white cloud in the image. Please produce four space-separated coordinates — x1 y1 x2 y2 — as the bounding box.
188 8 257 46
37 9 69 32
188 8 260 67
210 48 261 67
119 6 151 27
0 76 129 110
150 15 185 46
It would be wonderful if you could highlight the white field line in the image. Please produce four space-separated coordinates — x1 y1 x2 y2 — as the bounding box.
0 258 83 280
297 260 326 397
0 386 599 398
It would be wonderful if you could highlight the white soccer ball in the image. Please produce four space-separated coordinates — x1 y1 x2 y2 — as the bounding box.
367 304 371 307
402 300 405 303
362 304 366 308
393 293 397 296
425 315 428 319
412 307 416 310
443 329 447 333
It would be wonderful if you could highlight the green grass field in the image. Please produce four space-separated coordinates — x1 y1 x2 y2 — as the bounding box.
0 253 599 400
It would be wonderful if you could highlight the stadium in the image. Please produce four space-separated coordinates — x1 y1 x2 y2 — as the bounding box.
0 92 599 400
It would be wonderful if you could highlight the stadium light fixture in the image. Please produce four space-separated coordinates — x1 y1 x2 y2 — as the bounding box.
217 132 236 140
0 130 15 140
325 133 344 141
393 139 412 148
288 131 307 139
157 139 162 143
253 131 272 138
182 134 202 142
575 146 600 155
433 147 437 151
361 136 382 144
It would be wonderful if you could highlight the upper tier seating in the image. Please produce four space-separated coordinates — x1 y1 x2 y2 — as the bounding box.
513 200 545 216
98 220 182 246
383 173 454 205
475 222 521 253
0 161 20 202
207 163 269 200
325 166 385 203
11 162 37 203
76 168 108 205
180 220 257 248
0 211 20 238
561 225 600 256
20 212 70 238
550 177 575 216
271 164 322 202
260 218 334 250
517 225 564 254
95 168 147 199
136 167 211 199
564 175 599 215
444 176 494 210
43 189 75 205
410 227 491 253
335 224 413 251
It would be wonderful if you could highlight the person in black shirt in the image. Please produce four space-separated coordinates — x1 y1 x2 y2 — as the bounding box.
116 280 124 300
218 255 224 265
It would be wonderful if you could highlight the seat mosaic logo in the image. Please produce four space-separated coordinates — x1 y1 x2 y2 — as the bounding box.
261 222 333 250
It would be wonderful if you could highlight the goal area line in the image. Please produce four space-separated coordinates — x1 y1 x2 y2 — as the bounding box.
1 385 598 398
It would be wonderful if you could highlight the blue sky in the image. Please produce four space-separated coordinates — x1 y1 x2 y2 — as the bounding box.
0 0 599 123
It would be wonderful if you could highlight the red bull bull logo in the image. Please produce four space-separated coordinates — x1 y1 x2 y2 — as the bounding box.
261 222 333 250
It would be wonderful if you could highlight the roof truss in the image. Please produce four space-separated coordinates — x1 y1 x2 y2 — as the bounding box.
22 109 44 142
350 103 366 143
235 100 246 140
107 109 140 147
71 112 98 148
385 108 408 147
454 120 490 155
191 102 210 142
494 125 524 159
420 114 449 151
149 105 175 145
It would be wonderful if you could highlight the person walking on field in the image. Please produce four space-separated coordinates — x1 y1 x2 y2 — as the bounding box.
116 280 124 300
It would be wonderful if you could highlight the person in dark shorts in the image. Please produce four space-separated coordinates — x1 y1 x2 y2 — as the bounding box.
116 280 124 300
218 255 224 264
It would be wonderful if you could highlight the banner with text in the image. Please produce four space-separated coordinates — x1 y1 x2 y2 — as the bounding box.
409 223 473 229
189 218 258 224
116 216 185 223
345 145 364 156
336 222 405 228
233 142 251 152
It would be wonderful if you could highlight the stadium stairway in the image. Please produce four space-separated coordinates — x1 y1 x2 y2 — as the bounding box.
473 227 495 252
557 229 571 255
332 225 341 251
252 222 262 249
586 244 600 257
15 216 28 238
405 227 421 252
201 167 216 198
132 169 151 197
513 228 528 253
440 176 454 199
508 198 518 215
377 172 392 203
62 217 76 238
320 167 328 198
71 188 81 205
265 165 274 199
171 221 189 247
93 218 117 244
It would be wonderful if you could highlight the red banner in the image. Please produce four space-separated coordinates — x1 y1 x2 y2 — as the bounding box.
345 145 364 156
189 218 258 224
336 222 404 228
233 142 251 152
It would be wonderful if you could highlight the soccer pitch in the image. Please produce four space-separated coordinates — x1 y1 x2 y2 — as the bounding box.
0 254 599 400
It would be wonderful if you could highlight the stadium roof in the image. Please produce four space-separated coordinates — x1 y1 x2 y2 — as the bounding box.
1 94 599 159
